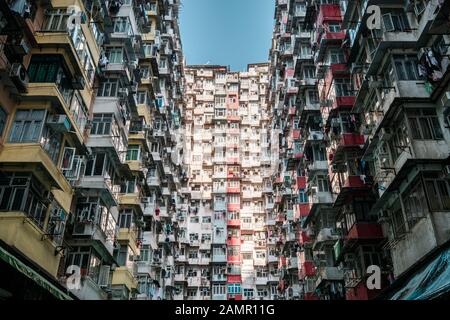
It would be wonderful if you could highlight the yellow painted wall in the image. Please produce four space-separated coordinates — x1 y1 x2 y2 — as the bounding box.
0 213 63 277
112 267 138 292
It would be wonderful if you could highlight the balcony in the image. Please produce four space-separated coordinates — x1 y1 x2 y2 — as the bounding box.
287 256 299 269
298 231 312 245
112 267 138 293
212 274 227 282
117 227 140 256
346 222 384 242
316 267 344 288
212 253 227 263
212 294 227 300
227 203 240 212
213 186 227 194
23 83 85 144
118 193 144 215
0 144 73 212
255 277 268 286
214 202 227 211
187 277 201 287
174 273 186 282
0 212 63 277
339 133 365 148
299 261 316 279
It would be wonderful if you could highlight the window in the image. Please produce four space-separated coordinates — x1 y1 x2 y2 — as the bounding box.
9 109 46 143
329 49 345 64
303 66 315 79
97 79 119 97
202 216 211 223
43 9 70 31
139 245 150 262
113 17 131 34
317 176 330 192
126 145 140 161
190 216 199 223
334 79 352 97
106 47 124 64
227 246 239 257
394 55 419 81
382 11 409 32
228 284 241 295
212 284 226 295
0 106 7 137
390 199 407 237
328 23 341 33
118 209 133 229
407 109 443 140
389 117 409 162
424 173 450 211
308 90 319 104
70 93 88 133
85 153 108 176
28 55 67 84
91 113 113 135
0 172 48 228
243 288 254 298
66 246 91 275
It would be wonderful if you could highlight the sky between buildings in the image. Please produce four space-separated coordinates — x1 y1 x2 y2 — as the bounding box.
179 0 275 71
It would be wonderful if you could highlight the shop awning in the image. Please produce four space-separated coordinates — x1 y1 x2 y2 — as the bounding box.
0 246 73 300
387 247 450 300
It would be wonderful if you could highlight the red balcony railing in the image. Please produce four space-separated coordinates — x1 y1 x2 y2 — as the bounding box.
344 175 366 189
227 203 240 212
296 176 307 189
346 222 384 241
317 4 342 25
227 219 241 227
278 256 287 269
226 187 240 194
298 230 312 245
299 261 316 279
304 292 320 300
226 237 241 246
227 115 240 122
340 133 365 147
334 96 356 109
295 203 311 219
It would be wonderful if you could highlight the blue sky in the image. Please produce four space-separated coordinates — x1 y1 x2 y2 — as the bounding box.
179 0 275 71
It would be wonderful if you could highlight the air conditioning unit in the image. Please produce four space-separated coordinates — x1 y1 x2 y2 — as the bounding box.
11 38 30 55
9 63 29 90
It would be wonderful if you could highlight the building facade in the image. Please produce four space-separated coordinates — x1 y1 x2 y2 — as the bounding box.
269 0 450 300
182 64 277 300
0 0 186 300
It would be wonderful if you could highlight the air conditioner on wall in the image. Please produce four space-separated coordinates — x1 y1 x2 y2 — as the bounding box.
9 63 29 90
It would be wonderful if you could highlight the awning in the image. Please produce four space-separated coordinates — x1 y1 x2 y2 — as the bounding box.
0 246 73 300
387 247 450 300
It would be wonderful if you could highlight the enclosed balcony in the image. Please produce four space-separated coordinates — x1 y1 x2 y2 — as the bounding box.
299 261 316 279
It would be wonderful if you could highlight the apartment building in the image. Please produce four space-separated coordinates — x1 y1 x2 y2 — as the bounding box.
0 0 186 300
181 64 277 300
269 0 450 300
